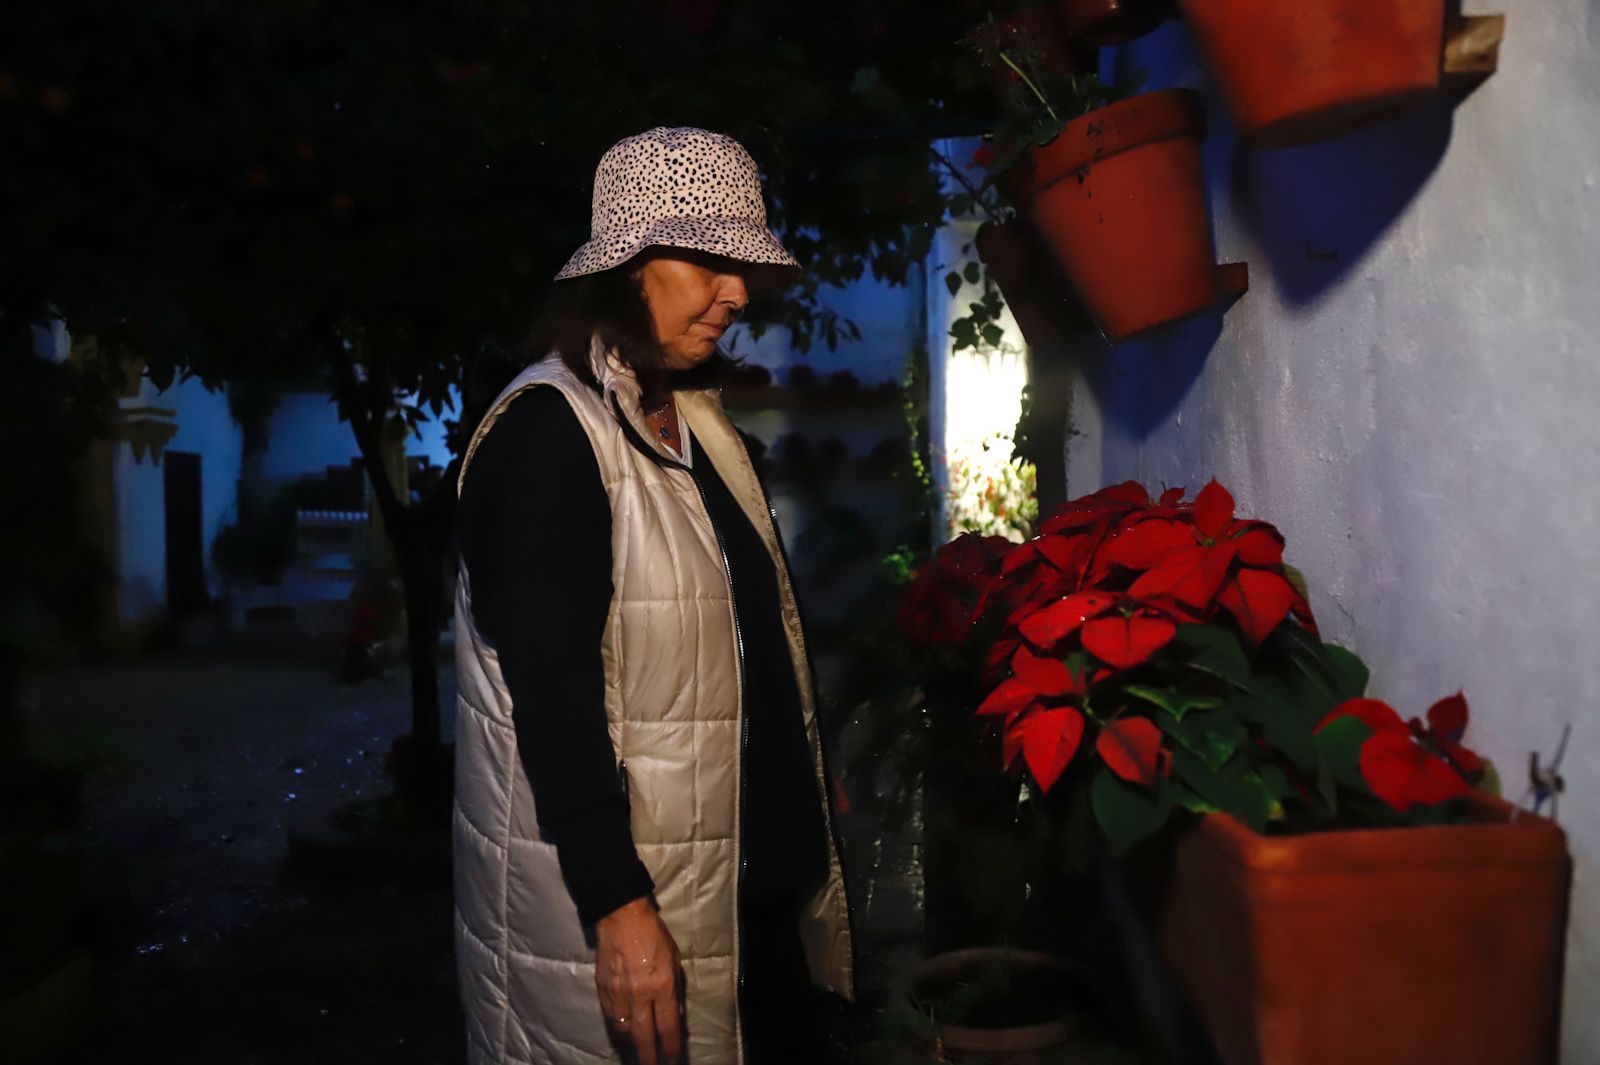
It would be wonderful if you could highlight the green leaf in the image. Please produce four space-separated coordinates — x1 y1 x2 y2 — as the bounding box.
1171 750 1272 832
1159 710 1246 771
1228 680 1318 777
945 271 962 297
963 261 982 284
1091 769 1171 854
1125 684 1222 721
1170 625 1251 688
1313 713 1371 794
1322 644 1370 700
980 323 1005 348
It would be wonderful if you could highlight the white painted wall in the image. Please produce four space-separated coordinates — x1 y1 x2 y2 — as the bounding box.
1062 6 1600 1056
258 388 458 484
925 139 1033 539
116 373 243 621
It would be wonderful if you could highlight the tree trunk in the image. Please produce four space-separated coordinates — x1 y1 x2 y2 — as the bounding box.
334 353 459 819
378 473 459 820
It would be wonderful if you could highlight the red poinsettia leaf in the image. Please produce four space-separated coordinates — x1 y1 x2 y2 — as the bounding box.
1039 509 1104 535
1017 592 1118 647
1289 587 1319 635
1360 729 1471 811
1128 542 1237 611
1011 645 1083 697
1099 518 1197 572
976 677 1035 720
1317 697 1407 736
1000 540 1042 575
1230 527 1285 567
1036 533 1091 574
1134 593 1204 624
1440 738 1486 777
982 634 1022 685
1015 706 1086 792
1217 568 1297 645
1080 614 1178 671
1158 486 1186 507
1096 716 1166 787
1002 706 1035 767
1426 692 1470 744
1095 481 1154 507
1004 568 1076 627
1192 479 1235 541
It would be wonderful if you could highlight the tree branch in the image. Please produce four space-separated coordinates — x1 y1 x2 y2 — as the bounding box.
929 147 1006 226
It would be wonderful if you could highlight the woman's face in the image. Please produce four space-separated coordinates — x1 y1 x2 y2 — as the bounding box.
631 250 751 372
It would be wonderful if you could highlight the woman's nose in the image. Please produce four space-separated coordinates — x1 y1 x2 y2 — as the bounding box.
718 274 749 312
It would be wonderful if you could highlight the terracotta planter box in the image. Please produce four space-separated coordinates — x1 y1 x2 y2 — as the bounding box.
1141 793 1569 1065
1023 88 1234 342
1176 0 1448 147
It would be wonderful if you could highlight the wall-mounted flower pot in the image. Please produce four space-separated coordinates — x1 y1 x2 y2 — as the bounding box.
1057 0 1171 45
975 219 1089 349
1021 88 1243 343
1136 792 1569 1065
1177 0 1448 147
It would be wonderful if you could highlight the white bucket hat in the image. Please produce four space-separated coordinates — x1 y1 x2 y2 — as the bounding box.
554 126 801 280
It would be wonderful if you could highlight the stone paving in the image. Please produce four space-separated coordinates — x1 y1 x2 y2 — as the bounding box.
20 639 925 1063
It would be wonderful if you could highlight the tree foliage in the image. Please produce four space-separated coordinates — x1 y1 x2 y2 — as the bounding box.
2 0 1004 800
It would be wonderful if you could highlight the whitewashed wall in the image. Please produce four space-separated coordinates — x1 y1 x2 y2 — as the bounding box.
1062 5 1600 1056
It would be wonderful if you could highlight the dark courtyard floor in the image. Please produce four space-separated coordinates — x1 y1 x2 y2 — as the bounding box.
23 640 467 1064
18 636 924 1064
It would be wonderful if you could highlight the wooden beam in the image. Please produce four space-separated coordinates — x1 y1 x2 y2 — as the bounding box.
1443 14 1505 89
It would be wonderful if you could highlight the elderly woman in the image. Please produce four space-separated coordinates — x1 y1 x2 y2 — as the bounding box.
452 127 854 1065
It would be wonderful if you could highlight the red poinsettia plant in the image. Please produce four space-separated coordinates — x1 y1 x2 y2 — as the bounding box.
899 479 1494 852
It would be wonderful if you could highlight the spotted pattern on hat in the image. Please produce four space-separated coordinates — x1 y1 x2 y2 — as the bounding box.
554 127 800 280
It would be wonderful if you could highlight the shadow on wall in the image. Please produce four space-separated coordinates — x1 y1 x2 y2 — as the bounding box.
1230 95 1455 307
1074 310 1224 441
1075 14 1464 439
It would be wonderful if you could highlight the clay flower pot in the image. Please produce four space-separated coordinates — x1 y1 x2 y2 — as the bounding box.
1140 792 1569 1065
974 219 1087 349
1176 0 1449 147
1022 88 1230 342
1056 0 1170 45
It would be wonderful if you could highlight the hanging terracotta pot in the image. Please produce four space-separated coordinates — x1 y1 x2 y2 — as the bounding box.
974 219 1087 348
1056 0 1170 45
1137 792 1569 1065
1176 0 1448 147
1021 88 1234 342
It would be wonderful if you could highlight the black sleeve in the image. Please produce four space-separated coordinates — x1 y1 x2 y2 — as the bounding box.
456 385 654 925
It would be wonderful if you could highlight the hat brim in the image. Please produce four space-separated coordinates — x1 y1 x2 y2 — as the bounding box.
554 215 801 282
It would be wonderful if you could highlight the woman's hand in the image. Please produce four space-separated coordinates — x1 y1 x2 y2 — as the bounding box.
595 896 684 1065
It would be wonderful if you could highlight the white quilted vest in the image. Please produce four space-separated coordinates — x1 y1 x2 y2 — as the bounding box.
451 344 853 1065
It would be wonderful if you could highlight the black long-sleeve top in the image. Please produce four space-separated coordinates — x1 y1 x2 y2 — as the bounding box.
457 385 829 925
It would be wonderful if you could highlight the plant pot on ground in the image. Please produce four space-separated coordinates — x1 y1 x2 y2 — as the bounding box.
1176 0 1449 147
1130 791 1568 1065
872 947 1137 1065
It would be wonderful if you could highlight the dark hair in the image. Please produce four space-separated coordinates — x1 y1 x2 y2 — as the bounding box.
524 256 737 411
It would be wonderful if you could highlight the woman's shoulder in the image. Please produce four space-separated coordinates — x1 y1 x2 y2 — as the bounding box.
480 384 590 458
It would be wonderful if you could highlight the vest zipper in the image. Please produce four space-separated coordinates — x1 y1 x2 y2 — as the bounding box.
610 394 751 1062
